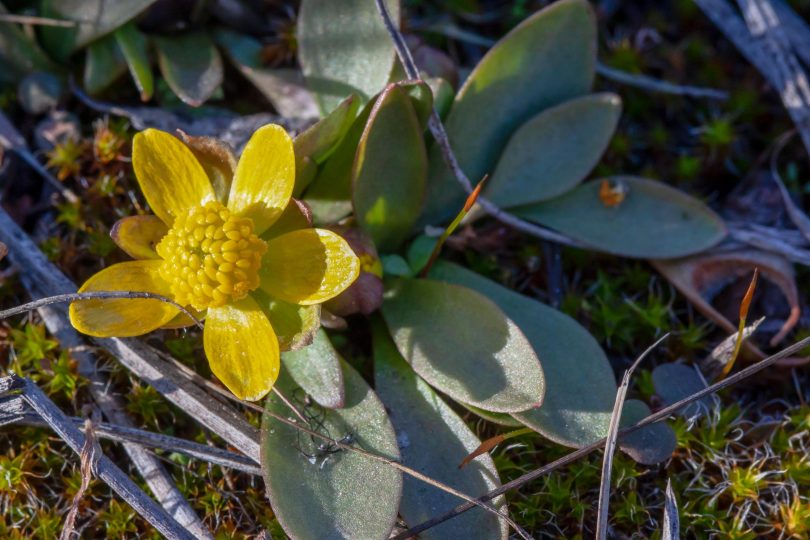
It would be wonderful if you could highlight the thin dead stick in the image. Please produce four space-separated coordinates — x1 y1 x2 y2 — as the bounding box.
162 348 529 533
60 417 99 540
662 478 680 540
0 398 261 475
393 333 810 538
595 334 669 540
3 376 196 540
695 0 810 155
0 291 203 329
415 15 727 100
769 129 810 241
737 0 810 152
168 363 530 529
0 13 76 26
3 204 519 535
0 206 260 462
6 224 211 535
228 386 530 538
373 0 583 247
596 63 729 99
771 0 810 67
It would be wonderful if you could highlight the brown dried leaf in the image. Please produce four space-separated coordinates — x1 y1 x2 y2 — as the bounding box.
652 250 802 362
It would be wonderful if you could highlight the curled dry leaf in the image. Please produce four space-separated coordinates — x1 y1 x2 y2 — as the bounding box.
0 242 7 262
652 249 804 366
704 317 765 380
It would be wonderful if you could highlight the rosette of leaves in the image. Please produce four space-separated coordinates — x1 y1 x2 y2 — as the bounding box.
260 1 710 538
0 0 314 114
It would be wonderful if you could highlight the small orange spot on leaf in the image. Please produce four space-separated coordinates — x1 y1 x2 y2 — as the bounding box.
599 178 628 208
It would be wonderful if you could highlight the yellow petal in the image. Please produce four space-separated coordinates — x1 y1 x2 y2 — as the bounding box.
227 124 295 235
110 215 168 260
132 129 215 225
259 228 360 305
69 260 179 337
204 298 280 400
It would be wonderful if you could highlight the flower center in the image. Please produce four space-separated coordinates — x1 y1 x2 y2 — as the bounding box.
157 201 267 311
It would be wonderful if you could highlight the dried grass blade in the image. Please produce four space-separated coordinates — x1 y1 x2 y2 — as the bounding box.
662 478 680 540
595 333 670 540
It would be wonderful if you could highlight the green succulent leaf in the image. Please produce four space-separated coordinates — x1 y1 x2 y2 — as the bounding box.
297 0 400 114
381 277 545 413
304 97 376 224
281 329 345 410
513 176 727 259
40 0 158 58
304 80 433 225
458 402 523 427
353 84 427 252
426 77 455 120
114 23 153 101
486 93 621 208
253 289 322 354
428 261 617 447
83 34 127 95
262 361 402 540
652 363 711 418
373 319 509 540
155 32 223 107
421 0 596 225
293 94 361 196
619 399 677 465
215 29 317 118
398 80 434 130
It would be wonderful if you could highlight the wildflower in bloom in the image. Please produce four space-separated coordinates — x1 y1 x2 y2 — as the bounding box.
69 125 360 400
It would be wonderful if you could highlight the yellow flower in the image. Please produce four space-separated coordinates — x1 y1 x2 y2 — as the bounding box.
69 125 360 400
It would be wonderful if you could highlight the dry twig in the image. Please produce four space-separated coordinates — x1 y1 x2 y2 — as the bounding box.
595 334 669 539
0 291 204 329
373 0 583 247
393 332 810 538
1 376 196 540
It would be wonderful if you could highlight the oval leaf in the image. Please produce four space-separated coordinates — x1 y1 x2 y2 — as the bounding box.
513 176 727 259
619 399 677 465
421 0 596 224
251 288 321 354
353 85 427 252
297 0 400 114
281 329 345 409
262 362 402 540
304 97 377 225
381 277 544 413
373 320 508 540
40 0 157 56
652 363 711 419
114 23 153 101
428 261 617 447
83 34 127 95
458 402 523 428
215 29 318 118
155 32 223 107
293 94 361 196
486 93 621 208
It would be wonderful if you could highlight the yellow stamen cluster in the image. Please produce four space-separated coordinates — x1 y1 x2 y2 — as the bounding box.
157 201 266 310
